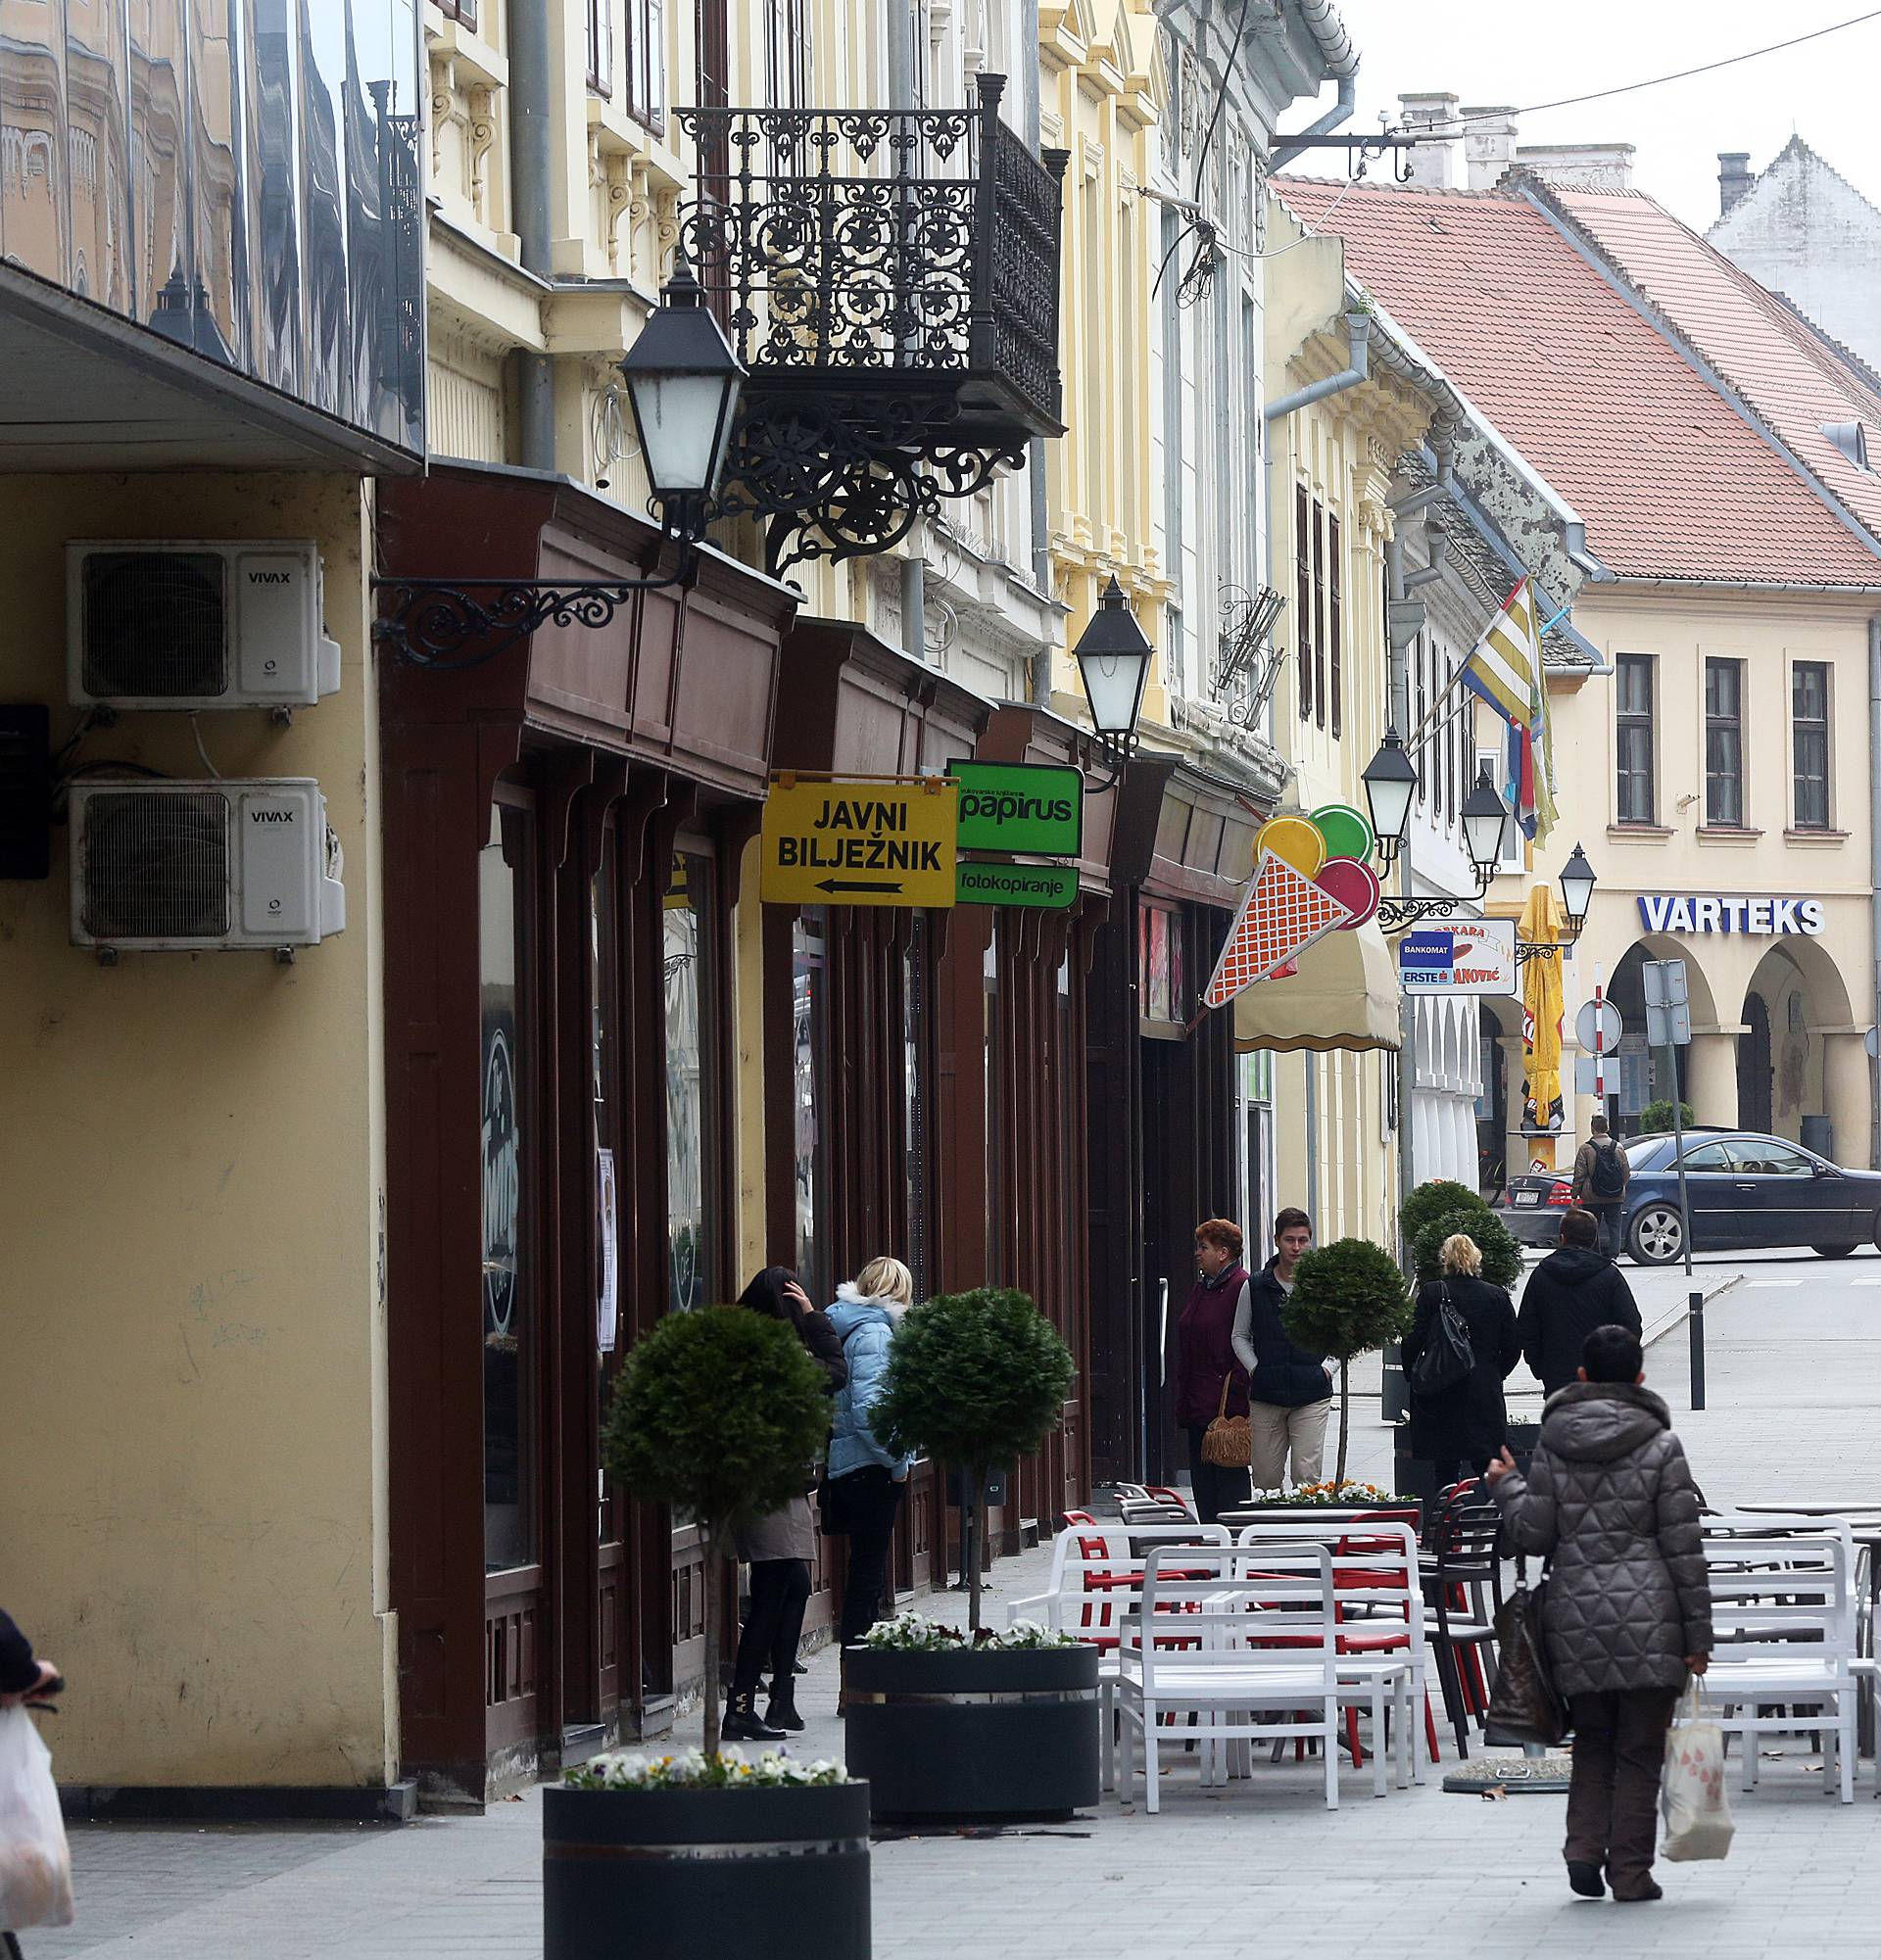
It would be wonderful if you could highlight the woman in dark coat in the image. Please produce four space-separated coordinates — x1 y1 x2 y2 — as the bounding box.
1401 1231 1521 1490
1173 1218 1253 1522
723 1266 847 1742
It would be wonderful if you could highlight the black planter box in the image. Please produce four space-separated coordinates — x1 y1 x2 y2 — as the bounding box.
844 1645 1100 1826
543 1780 870 1958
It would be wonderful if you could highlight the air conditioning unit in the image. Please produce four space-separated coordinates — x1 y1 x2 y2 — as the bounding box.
70 779 346 951
66 540 342 708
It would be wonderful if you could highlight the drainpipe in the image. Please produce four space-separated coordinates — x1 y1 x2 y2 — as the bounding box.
1869 615 1881 1169
509 0 555 470
1269 0 1358 177
1263 311 1370 1219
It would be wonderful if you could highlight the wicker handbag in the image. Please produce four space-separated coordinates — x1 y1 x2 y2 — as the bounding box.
1200 1375 1252 1468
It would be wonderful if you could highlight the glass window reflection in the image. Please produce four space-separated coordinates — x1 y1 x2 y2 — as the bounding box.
663 854 716 1314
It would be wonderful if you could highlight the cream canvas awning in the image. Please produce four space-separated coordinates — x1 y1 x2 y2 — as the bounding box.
1232 921 1402 1053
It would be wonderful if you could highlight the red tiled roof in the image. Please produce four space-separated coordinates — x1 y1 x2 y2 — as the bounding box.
1274 176 1881 587
1550 183 1881 544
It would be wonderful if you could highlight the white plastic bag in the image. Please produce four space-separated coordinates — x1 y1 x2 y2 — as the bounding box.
1660 1679 1734 1863
0 1705 74 1929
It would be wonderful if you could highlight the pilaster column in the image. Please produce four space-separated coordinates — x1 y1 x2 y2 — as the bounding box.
1822 1030 1873 1171
1685 1029 1740 1131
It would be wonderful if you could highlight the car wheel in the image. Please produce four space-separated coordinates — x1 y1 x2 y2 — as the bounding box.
1628 1204 1684 1267
1814 1243 1858 1258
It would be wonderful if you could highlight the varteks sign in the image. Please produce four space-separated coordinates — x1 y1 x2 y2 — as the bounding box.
1636 894 1825 936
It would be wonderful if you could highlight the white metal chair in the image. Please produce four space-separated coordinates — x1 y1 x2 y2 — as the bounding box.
1700 1521 1857 1803
1114 1544 1364 1811
1235 1520 1430 1785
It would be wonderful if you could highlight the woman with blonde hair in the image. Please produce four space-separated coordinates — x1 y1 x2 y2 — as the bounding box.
1401 1231 1520 1492
823 1255 916 1656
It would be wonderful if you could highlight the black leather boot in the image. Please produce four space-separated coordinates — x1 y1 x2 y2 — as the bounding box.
765 1682 805 1733
721 1691 787 1743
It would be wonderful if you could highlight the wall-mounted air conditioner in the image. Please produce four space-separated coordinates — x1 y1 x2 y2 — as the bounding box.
70 779 346 951
66 541 342 709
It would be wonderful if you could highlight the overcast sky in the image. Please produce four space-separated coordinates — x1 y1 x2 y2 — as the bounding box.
1300 0 1881 232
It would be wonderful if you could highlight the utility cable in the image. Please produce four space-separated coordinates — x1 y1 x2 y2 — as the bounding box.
1439 9 1881 128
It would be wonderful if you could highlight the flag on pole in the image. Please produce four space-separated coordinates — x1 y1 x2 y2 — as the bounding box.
1459 579 1556 846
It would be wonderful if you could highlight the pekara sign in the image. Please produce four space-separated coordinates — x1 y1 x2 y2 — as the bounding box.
1397 918 1518 995
1636 894 1825 936
760 777 958 908
948 760 1084 857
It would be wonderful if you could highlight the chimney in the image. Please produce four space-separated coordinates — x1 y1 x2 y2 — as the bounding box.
1397 91 1459 190
1461 106 1518 192
1516 142 1637 190
1717 151 1754 217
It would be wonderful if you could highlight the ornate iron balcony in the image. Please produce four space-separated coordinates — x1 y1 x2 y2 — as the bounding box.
677 74 1066 575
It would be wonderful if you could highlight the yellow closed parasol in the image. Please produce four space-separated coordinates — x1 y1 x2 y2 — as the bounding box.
1520 884 1565 1134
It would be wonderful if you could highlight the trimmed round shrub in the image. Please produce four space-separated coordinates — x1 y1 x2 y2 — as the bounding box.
1282 1239 1413 1484
1410 1206 1525 1291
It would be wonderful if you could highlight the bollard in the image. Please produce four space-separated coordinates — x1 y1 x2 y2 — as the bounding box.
1689 1292 1706 1410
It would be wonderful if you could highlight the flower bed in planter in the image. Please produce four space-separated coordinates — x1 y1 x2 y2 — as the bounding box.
545 1751 867 1959
844 1619 1099 1827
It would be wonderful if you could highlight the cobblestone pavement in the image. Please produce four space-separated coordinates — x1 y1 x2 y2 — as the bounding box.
25 1251 1881 1958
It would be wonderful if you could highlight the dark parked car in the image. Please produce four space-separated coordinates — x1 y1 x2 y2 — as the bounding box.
1496 1130 1881 1266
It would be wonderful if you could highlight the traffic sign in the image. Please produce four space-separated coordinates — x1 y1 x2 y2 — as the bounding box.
759 777 957 907
948 761 1084 857
955 861 1078 909
1396 919 1517 995
1643 957 1692 1048
1575 998 1622 1055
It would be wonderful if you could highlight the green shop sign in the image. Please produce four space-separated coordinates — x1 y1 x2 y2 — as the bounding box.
948 761 1084 857
956 860 1079 910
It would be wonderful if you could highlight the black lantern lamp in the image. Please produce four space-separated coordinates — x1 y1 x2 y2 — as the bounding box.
1558 841 1597 931
617 256 747 520
1074 576 1155 777
1461 762 1515 884
372 258 747 672
1360 728 1419 869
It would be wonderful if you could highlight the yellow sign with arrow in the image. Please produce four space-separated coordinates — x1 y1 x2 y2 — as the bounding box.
759 776 959 908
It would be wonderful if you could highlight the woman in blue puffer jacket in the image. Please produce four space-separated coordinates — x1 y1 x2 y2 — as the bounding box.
823 1256 915 1653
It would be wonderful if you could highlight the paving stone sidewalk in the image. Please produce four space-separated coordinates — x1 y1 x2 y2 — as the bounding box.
25 1254 1881 1958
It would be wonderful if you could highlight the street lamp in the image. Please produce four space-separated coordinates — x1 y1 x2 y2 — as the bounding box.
1514 843 1601 965
617 256 748 515
1461 763 1514 884
1360 728 1419 869
1074 576 1155 774
373 258 748 672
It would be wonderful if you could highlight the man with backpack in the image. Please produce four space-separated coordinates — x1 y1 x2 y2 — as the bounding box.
1571 1114 1630 1259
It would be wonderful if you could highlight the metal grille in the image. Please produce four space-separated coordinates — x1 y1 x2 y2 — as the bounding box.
81 552 228 698
81 790 230 940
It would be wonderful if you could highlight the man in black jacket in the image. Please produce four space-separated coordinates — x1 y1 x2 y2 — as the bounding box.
1518 1208 1643 1394
1230 1208 1335 1489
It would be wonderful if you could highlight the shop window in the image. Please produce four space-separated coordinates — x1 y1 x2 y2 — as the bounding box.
903 916 932 1299
663 853 717 1315
1311 499 1326 732
792 911 830 1303
1704 657 1744 826
1616 653 1655 825
592 824 624 1552
1138 901 1183 1031
1793 661 1830 829
616 0 663 131
481 803 534 1575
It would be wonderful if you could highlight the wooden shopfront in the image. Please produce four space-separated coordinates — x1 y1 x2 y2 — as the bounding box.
1084 759 1268 1490
377 463 793 1803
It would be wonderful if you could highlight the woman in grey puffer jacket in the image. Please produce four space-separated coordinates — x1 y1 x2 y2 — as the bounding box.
1487 1322 1712 1905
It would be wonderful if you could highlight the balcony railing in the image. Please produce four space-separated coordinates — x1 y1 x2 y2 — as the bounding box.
676 73 1066 439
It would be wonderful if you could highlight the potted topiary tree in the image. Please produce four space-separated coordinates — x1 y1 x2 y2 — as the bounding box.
543 1306 867 1959
1401 1176 1490 1247
1409 1206 1525 1293
843 1287 1096 1825
1281 1238 1414 1486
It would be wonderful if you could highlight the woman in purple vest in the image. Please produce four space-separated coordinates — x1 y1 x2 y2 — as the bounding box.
1173 1219 1253 1522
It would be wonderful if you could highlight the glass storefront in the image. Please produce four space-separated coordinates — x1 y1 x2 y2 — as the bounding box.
662 853 715 1314
479 804 533 1574
792 910 830 1301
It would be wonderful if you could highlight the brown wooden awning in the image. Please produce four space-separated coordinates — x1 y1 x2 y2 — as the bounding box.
772 617 991 778
1113 754 1271 910
376 461 795 802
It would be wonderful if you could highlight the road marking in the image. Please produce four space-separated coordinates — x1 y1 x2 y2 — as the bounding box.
1748 1279 1802 1288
